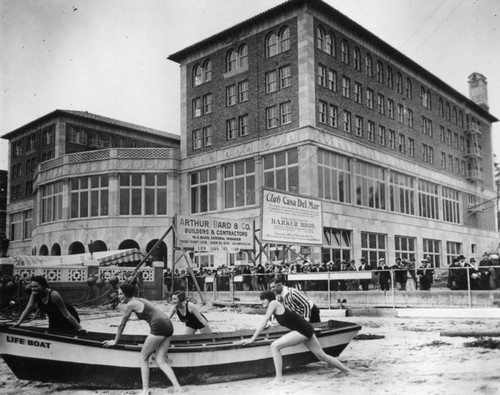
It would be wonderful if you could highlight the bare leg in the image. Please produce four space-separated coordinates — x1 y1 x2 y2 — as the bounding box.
305 334 351 374
183 326 196 335
156 336 181 391
140 334 164 394
270 331 309 383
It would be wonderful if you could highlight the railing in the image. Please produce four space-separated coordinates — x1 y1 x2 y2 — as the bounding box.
166 266 500 308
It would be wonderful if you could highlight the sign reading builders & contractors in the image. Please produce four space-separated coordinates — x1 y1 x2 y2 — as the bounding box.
261 189 322 245
177 216 254 252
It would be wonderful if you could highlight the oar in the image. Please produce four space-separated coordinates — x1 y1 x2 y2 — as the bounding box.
440 330 500 337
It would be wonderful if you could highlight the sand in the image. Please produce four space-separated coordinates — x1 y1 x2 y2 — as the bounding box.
1 302 500 395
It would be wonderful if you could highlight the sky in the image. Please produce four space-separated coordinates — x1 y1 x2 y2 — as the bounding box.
1 0 499 172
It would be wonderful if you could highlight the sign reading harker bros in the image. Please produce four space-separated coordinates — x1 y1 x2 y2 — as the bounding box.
261 188 323 245
177 216 254 252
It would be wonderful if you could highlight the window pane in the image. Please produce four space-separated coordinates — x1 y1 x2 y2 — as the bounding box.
132 189 142 215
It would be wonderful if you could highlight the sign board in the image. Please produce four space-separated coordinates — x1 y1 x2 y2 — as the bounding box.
261 189 323 245
177 216 254 252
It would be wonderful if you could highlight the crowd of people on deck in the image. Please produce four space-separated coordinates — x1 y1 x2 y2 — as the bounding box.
163 251 499 293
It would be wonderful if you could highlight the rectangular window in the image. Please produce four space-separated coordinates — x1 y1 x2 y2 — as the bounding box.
387 99 394 119
203 94 213 114
226 118 237 140
423 239 441 268
355 161 386 209
328 105 338 127
354 82 362 103
226 85 236 106
343 111 351 133
322 228 352 264
318 64 326 86
319 101 327 124
394 235 416 261
23 209 32 240
224 159 255 209
342 76 350 98
367 121 375 141
378 125 386 146
144 174 168 215
263 148 299 192
440 126 446 143
446 241 463 267
441 151 447 169
388 129 395 149
10 212 23 241
442 186 460 224
266 70 277 93
377 94 385 114
318 149 351 203
361 232 386 268
192 129 202 150
447 154 454 172
266 106 278 129
238 80 249 102
366 88 374 109
280 102 292 125
418 179 439 220
280 65 291 88
355 116 363 137
407 109 414 128
193 97 202 118
203 126 213 146
71 175 109 218
398 134 406 153
327 69 337 92
408 138 415 157
389 171 415 215
397 104 404 123
447 129 452 146
239 115 249 136
40 181 63 223
190 168 217 213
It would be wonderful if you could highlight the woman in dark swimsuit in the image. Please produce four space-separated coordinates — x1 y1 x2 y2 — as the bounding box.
103 283 180 394
13 275 83 332
243 290 351 383
167 290 212 334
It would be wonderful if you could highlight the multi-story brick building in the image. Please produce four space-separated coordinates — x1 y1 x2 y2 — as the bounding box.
168 0 498 268
2 110 180 259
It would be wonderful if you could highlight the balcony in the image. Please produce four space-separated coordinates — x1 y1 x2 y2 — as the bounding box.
465 168 484 182
465 146 482 158
464 122 482 135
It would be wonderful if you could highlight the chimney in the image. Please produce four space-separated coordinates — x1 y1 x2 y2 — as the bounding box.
468 72 489 110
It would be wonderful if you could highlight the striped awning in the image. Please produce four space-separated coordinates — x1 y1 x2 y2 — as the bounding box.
10 249 147 267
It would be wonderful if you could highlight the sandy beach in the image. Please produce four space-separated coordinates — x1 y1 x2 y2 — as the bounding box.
1 301 500 395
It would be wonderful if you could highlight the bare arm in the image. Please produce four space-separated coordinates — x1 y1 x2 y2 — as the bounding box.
13 293 36 326
51 291 83 331
243 301 277 345
166 305 176 319
189 303 211 329
103 302 135 347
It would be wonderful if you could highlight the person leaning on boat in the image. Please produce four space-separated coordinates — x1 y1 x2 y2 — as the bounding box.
13 275 84 333
167 290 213 334
102 283 181 394
241 290 351 384
269 277 321 323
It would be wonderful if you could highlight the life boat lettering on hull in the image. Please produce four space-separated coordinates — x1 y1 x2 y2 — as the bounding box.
6 335 51 349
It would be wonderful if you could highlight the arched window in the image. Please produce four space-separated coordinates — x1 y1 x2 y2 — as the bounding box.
396 73 403 94
459 110 464 127
193 64 203 86
438 98 444 117
405 78 412 99
226 49 237 72
119 239 140 250
39 244 49 256
387 66 393 89
316 26 325 50
445 102 451 120
238 44 248 68
91 240 108 252
325 32 335 56
376 61 384 83
365 53 373 77
279 26 290 52
427 89 431 109
452 106 457 124
341 40 349 64
266 32 278 57
353 47 361 71
203 59 212 82
68 241 85 255
51 243 61 256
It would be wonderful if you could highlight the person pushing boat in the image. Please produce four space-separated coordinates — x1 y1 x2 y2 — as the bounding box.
13 275 84 333
242 290 351 384
167 290 213 334
102 283 181 394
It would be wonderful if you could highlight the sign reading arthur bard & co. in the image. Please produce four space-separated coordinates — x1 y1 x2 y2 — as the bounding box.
177 215 254 252
261 188 323 245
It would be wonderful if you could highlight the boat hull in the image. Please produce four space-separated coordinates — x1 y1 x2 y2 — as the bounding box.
0 320 360 388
